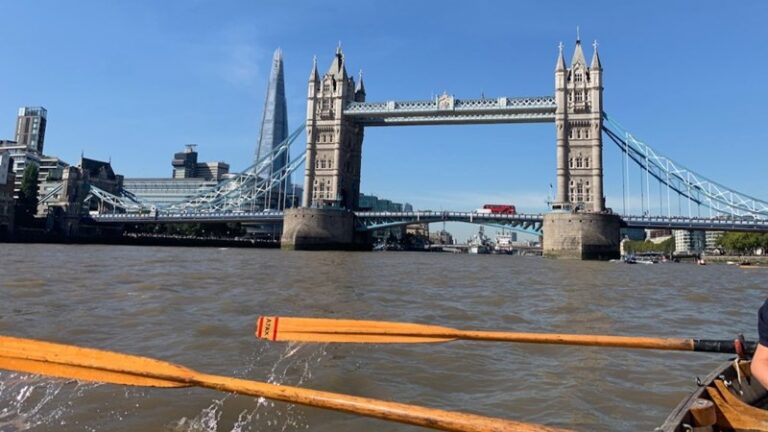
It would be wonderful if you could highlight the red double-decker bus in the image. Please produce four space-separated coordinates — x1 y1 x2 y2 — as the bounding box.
482 204 516 214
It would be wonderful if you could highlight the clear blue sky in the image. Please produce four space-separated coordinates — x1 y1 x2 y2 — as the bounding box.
1 1 767 239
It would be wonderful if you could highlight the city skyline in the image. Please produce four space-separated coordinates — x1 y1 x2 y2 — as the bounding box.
2 1 767 232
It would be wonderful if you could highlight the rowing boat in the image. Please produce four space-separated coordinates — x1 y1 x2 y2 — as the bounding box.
658 359 768 431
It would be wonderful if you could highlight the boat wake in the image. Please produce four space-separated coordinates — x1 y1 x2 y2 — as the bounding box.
0 342 328 431
0 372 101 431
170 342 329 432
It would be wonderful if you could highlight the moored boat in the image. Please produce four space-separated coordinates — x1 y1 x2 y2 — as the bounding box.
658 359 768 431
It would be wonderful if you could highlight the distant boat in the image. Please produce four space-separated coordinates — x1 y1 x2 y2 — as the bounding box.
467 226 492 255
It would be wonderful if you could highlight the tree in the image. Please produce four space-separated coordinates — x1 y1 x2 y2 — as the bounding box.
15 164 39 226
717 232 768 255
623 238 675 255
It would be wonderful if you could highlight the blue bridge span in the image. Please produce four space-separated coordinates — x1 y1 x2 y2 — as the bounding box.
90 211 768 234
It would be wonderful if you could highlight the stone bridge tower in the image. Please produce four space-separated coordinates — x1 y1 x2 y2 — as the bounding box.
283 47 367 250
553 37 604 212
543 36 620 260
302 46 366 209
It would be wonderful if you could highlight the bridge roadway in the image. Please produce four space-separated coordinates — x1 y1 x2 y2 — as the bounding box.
89 211 768 233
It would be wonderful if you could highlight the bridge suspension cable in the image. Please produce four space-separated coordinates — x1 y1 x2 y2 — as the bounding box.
169 125 306 212
603 113 768 218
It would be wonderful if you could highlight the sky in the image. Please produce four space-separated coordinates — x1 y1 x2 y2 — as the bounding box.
2 1 767 241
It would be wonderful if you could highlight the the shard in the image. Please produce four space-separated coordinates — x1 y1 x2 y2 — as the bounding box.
254 48 289 178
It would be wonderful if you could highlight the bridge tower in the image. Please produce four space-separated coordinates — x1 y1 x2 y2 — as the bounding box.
301 46 365 209
283 46 368 250
553 37 604 212
544 36 620 259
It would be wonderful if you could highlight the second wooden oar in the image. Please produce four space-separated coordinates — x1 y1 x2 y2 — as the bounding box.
0 335 568 432
255 316 756 354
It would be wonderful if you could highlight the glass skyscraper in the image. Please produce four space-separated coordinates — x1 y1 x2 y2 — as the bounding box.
254 48 289 178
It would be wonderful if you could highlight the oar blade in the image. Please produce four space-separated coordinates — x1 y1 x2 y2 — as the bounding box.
256 316 457 344
0 355 187 388
271 331 454 344
0 335 195 388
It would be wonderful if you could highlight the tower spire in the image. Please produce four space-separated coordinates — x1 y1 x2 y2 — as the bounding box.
571 34 586 66
590 40 602 70
355 69 365 94
555 41 566 71
310 55 319 81
328 43 346 78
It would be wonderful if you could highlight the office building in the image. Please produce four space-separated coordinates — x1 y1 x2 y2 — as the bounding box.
15 107 47 153
0 152 15 236
673 230 706 254
171 145 229 181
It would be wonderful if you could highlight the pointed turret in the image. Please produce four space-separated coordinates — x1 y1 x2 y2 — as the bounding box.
327 42 347 79
555 42 566 71
355 70 365 94
590 40 602 70
571 38 586 66
354 70 366 102
309 55 319 82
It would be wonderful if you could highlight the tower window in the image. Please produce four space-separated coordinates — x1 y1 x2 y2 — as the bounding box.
575 73 582 83
585 158 590 168
576 157 583 168
575 92 583 102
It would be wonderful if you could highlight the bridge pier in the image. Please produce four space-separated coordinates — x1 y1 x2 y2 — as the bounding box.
542 212 621 260
281 208 369 251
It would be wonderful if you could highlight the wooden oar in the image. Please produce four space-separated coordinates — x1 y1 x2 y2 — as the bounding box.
0 335 569 432
255 316 757 354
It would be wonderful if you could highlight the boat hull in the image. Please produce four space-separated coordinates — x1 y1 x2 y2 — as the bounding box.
658 359 768 431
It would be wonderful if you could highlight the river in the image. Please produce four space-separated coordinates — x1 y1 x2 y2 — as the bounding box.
0 244 765 431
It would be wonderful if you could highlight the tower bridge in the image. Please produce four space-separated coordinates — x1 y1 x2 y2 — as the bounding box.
282 37 616 257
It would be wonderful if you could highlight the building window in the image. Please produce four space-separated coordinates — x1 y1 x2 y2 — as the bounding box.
575 73 582 83
585 158 590 168
576 156 583 168
569 158 573 168
575 92 583 102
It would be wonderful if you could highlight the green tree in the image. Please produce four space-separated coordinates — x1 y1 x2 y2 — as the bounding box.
15 164 39 226
623 238 675 255
717 232 766 255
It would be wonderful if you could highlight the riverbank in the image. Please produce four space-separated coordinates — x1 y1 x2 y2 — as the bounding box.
4 232 280 249
703 255 768 265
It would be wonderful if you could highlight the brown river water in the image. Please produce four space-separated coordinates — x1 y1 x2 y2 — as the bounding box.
0 244 766 431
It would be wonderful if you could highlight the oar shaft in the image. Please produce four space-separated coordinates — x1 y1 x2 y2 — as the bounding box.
196 373 569 432
458 331 695 351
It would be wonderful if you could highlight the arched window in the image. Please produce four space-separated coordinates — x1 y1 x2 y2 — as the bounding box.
569 158 574 168
585 158 590 168
576 156 583 168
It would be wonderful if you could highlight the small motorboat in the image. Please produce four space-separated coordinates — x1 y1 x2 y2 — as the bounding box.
658 359 768 431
